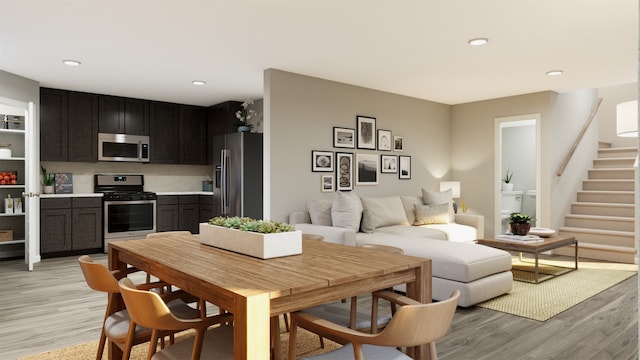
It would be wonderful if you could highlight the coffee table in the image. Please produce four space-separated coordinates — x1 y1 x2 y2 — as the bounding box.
477 235 578 283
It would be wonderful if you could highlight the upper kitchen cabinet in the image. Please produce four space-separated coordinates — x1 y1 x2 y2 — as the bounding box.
98 95 149 135
40 88 98 162
149 101 179 164
179 105 207 165
207 101 241 163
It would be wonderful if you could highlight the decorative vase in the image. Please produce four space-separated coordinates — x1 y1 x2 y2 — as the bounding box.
237 126 251 133
199 223 302 259
510 222 531 235
43 185 54 194
502 183 514 192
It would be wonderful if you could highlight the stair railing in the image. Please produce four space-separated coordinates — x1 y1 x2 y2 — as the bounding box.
556 97 603 177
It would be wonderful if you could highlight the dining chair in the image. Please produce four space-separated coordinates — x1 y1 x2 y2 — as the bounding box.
118 277 235 360
289 290 461 360
298 243 403 348
78 255 202 360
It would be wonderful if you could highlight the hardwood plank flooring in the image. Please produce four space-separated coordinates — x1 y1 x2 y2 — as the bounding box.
0 253 637 360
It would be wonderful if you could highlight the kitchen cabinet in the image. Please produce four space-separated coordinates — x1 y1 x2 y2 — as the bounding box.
157 195 211 234
156 195 179 232
178 195 200 234
40 197 102 256
40 88 98 162
179 105 207 165
98 95 149 135
199 195 214 223
207 101 241 164
149 101 180 164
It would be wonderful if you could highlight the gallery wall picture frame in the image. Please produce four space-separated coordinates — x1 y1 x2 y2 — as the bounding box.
380 155 398 173
377 129 392 151
355 153 379 185
399 155 411 179
356 116 376 149
333 127 355 148
312 150 334 172
393 135 404 152
336 152 354 191
321 175 334 192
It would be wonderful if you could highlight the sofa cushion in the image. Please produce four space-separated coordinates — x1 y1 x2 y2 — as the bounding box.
420 223 478 243
354 232 512 283
414 203 450 225
360 196 409 228
360 209 377 233
374 225 447 241
331 191 362 231
422 188 455 222
307 199 333 226
400 195 423 225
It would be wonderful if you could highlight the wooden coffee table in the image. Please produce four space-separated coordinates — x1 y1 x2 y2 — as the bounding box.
477 235 578 283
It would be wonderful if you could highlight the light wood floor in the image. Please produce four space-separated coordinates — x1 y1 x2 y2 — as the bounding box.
0 253 637 360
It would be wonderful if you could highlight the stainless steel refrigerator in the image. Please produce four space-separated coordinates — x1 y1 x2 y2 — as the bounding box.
213 132 263 218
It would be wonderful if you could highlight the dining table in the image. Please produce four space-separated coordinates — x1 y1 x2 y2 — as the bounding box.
108 232 432 359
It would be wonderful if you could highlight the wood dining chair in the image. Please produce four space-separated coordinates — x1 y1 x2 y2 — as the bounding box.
78 255 202 360
289 290 461 360
118 277 235 360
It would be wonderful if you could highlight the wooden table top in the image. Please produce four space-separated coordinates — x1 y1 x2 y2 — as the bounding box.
477 235 576 251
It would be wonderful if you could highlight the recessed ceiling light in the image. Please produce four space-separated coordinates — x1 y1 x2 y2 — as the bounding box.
62 59 81 66
468 38 489 46
192 80 206 86
546 70 563 76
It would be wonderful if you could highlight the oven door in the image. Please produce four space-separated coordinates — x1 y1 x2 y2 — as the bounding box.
104 199 156 252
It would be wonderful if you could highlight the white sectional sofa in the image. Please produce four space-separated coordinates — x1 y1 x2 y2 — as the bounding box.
288 191 513 307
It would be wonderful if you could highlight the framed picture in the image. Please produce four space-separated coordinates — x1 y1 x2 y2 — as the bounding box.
336 152 353 191
393 135 404 152
380 155 397 173
312 150 334 172
399 155 411 179
333 127 355 148
321 175 334 192
356 116 376 149
356 153 379 185
377 129 392 151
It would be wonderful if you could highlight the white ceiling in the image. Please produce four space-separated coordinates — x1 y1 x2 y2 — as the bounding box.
1 0 637 107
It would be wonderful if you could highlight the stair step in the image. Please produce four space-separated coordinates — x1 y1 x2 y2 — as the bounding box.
598 141 612 149
571 202 635 217
564 214 635 232
587 168 636 179
582 179 635 191
553 243 636 264
577 190 635 204
593 157 637 168
598 147 638 159
558 227 636 251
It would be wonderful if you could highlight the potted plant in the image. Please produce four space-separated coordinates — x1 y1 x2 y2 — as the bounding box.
40 165 54 194
199 216 301 259
235 99 257 132
509 212 534 235
502 168 514 191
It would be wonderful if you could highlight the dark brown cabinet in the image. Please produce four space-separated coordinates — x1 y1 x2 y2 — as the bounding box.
156 195 179 232
150 102 180 164
98 95 149 135
179 105 207 165
40 197 102 256
157 195 212 234
40 88 98 162
199 195 214 223
207 101 241 163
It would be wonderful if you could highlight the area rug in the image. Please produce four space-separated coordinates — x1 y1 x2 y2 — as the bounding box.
18 321 341 360
477 263 636 322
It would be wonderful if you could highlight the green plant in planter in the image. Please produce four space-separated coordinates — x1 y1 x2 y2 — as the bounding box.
209 216 295 234
502 168 513 184
40 165 54 186
509 212 534 223
509 212 535 235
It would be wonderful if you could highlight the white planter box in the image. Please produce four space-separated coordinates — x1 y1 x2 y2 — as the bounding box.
199 223 302 259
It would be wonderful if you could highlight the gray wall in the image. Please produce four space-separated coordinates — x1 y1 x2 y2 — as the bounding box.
264 69 451 221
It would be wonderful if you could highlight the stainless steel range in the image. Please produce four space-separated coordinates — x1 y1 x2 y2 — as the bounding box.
94 174 157 252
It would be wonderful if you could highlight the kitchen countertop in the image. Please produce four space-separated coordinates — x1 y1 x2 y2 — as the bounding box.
40 191 213 198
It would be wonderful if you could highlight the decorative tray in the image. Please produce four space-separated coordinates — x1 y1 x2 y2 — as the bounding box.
528 227 556 237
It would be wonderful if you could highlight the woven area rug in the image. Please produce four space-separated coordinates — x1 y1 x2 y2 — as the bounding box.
18 321 341 360
478 260 636 322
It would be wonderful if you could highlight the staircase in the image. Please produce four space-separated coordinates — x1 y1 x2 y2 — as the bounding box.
555 142 637 264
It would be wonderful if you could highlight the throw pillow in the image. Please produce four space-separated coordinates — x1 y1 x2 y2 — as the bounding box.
422 188 455 222
360 196 409 228
414 203 451 225
360 209 377 233
307 199 332 226
331 191 363 231
400 195 423 225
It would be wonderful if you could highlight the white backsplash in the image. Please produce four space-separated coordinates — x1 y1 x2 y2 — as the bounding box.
41 162 212 194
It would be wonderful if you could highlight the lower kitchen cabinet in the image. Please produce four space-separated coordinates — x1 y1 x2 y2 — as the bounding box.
40 197 102 256
157 195 213 234
156 196 179 232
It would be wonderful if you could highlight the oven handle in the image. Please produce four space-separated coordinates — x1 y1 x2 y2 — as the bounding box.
103 200 157 205
221 149 229 216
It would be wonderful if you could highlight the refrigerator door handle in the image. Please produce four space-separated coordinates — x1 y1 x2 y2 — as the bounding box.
221 149 229 216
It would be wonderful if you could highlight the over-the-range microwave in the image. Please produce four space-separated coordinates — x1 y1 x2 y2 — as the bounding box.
98 133 150 162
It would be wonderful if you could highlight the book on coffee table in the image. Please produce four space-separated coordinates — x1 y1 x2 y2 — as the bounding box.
494 234 543 243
